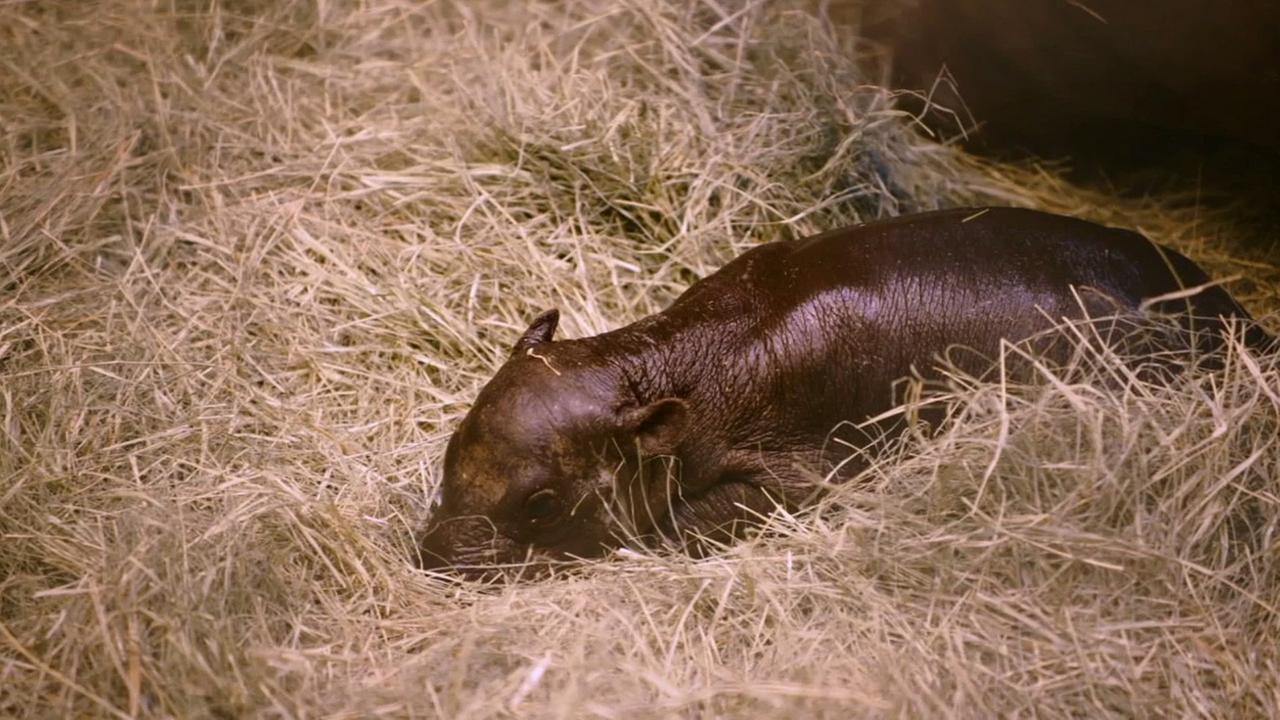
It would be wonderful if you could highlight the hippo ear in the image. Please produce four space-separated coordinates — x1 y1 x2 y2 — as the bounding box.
512 308 559 355
624 398 688 456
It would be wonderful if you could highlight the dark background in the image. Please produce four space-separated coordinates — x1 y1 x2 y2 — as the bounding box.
834 0 1280 254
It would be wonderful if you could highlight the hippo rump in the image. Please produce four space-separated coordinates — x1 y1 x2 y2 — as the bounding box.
417 207 1268 578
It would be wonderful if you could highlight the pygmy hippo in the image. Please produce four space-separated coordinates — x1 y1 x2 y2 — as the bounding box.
418 207 1267 577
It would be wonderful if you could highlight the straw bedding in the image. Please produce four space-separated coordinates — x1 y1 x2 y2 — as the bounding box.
1 1 1277 717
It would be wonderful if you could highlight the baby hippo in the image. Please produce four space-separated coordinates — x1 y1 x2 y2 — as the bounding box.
417 207 1267 577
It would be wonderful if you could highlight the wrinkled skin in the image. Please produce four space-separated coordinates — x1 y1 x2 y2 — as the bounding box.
417 207 1268 578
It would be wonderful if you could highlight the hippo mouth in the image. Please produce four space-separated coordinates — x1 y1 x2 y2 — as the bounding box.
417 543 595 582
416 514 612 581
416 515 519 577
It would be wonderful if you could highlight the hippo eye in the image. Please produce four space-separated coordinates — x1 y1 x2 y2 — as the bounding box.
524 489 563 526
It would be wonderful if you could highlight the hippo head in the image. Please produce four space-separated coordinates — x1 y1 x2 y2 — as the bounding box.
417 309 688 580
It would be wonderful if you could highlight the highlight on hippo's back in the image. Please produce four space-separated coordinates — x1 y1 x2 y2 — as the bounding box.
416 207 1274 580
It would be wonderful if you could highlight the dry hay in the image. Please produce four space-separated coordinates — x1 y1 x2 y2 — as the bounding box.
1 1 1278 718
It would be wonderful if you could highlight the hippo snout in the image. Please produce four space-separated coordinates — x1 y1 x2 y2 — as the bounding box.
415 521 456 572
416 514 516 576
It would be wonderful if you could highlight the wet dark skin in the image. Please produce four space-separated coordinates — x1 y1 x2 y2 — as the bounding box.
418 207 1269 578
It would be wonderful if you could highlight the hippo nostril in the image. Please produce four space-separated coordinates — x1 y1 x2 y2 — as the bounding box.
415 524 455 572
417 546 452 572
416 510 532 578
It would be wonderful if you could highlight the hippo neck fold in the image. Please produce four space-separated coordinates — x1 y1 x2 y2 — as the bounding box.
576 310 758 491
575 312 740 412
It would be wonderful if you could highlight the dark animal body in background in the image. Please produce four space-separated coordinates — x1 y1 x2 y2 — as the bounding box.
853 0 1280 162
846 0 1280 253
417 207 1269 578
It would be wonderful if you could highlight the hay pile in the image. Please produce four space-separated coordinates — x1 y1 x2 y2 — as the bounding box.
2 1 1277 717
